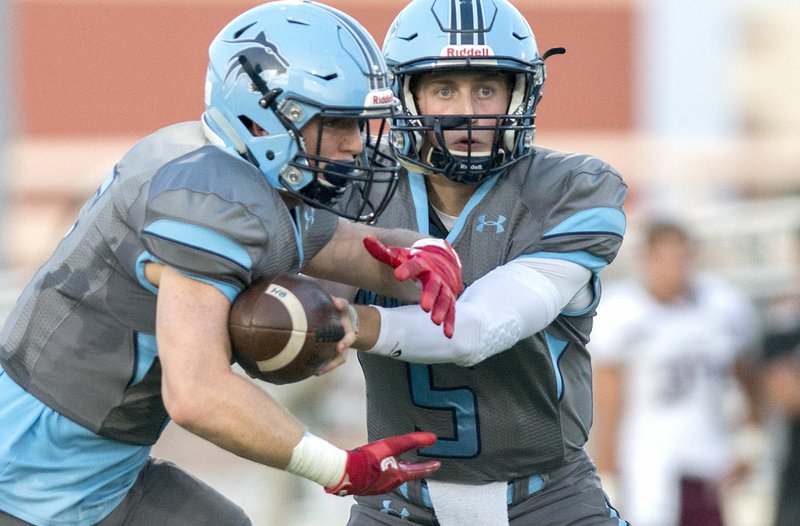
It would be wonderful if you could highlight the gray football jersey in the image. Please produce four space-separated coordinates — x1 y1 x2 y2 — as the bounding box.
356 148 627 483
0 121 338 445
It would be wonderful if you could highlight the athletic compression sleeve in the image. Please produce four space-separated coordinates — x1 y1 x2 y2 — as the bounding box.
367 258 592 367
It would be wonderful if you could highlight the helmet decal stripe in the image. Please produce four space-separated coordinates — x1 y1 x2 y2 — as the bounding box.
475 0 486 45
448 0 487 46
459 0 474 45
449 0 458 45
313 3 386 90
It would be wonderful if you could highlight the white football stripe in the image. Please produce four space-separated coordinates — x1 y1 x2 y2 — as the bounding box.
256 284 309 372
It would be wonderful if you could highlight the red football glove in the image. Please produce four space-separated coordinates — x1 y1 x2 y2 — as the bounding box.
363 236 463 338
325 432 441 497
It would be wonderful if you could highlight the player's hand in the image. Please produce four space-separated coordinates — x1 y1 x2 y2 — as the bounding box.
315 297 357 376
363 236 463 338
325 432 441 496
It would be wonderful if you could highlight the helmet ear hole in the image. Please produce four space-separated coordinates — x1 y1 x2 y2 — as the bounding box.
238 116 266 137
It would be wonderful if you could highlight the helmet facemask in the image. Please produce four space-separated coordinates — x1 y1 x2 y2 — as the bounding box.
280 113 400 223
382 0 566 185
389 62 544 185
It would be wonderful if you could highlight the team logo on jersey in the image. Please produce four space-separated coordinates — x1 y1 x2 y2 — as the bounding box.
476 214 506 233
224 31 290 86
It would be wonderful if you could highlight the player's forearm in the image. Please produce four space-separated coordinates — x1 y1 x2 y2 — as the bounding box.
354 259 586 366
165 369 304 469
304 221 424 302
156 265 306 469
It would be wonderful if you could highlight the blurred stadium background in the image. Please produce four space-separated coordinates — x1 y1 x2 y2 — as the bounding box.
1 0 799 524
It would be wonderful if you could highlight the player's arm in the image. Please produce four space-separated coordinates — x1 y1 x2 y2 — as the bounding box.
155 265 438 495
156 265 306 467
304 219 463 337
762 354 800 416
352 258 591 367
304 219 423 300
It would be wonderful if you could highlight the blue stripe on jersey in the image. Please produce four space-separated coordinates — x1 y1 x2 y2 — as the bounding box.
142 219 253 270
135 251 162 295
0 368 149 526
605 500 629 525
289 209 305 268
544 332 568 399
420 482 433 507
135 250 240 301
181 273 240 302
522 250 609 273
564 273 602 317
132 333 159 385
527 474 545 495
542 207 626 239
408 171 431 235
447 173 501 243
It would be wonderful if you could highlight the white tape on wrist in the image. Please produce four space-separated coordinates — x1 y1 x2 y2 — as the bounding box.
347 304 360 336
285 432 347 488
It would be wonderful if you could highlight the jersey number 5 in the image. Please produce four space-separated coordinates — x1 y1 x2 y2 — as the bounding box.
408 364 479 458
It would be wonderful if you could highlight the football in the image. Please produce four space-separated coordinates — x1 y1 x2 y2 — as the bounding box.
228 273 344 385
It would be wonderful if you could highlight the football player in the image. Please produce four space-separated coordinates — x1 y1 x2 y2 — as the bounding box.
335 0 629 524
0 2 464 524
590 220 762 526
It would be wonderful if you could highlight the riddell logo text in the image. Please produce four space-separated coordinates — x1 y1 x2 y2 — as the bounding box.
365 89 395 107
442 45 494 57
372 93 394 104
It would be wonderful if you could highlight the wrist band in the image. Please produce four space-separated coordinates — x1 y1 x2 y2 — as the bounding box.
347 304 360 335
285 432 347 488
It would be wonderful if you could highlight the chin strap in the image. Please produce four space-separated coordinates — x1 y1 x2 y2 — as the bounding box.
425 146 504 184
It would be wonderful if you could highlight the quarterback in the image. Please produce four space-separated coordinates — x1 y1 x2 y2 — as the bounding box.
339 0 629 524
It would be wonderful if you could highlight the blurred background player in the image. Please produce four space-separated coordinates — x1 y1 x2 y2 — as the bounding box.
759 228 800 526
589 220 763 526
0 2 467 524
328 0 628 524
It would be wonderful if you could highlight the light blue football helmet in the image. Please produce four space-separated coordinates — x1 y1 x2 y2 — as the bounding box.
383 0 564 184
204 0 399 222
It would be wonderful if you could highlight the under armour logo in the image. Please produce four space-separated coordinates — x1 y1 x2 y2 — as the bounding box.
304 208 315 230
381 500 410 519
476 214 506 233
